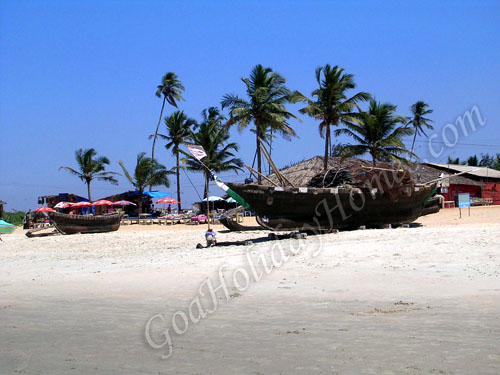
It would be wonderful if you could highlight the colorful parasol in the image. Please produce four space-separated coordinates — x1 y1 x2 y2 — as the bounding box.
34 207 56 213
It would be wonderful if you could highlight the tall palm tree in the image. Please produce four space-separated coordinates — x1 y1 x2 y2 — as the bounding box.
299 64 371 171
118 153 171 215
182 114 243 200
221 64 301 183
151 72 185 162
154 111 197 212
408 101 433 159
336 99 414 165
59 148 119 201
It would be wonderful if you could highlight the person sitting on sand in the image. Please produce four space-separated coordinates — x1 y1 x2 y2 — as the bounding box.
205 228 217 247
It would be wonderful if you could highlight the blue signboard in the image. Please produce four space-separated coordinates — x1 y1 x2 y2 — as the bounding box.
458 193 470 208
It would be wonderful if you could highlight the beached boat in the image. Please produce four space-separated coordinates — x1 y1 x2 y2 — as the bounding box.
226 182 436 231
48 212 123 234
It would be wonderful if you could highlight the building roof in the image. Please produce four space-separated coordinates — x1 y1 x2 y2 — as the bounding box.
424 162 500 180
262 156 484 187
412 164 483 186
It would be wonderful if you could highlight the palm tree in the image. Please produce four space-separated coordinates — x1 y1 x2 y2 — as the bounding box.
336 99 414 165
408 101 434 159
154 111 197 212
299 64 371 171
151 72 185 162
221 64 301 183
182 111 243 201
59 148 119 201
118 153 171 215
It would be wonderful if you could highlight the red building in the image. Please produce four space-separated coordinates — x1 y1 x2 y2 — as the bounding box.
424 163 500 205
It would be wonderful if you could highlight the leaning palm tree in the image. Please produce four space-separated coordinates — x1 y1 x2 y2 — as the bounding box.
151 72 185 162
407 101 434 159
221 64 301 183
336 99 414 165
118 153 171 215
181 117 243 201
299 64 371 171
154 111 197 212
59 148 119 201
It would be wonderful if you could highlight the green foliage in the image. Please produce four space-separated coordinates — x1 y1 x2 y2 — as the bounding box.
336 99 414 164
182 108 244 197
3 211 25 226
408 101 433 159
152 72 185 160
299 64 371 170
59 148 120 201
221 64 301 179
119 153 171 193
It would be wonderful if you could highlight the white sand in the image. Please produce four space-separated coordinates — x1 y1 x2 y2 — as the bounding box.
1 207 499 374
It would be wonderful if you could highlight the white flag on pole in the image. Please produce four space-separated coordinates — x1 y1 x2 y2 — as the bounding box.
187 145 207 161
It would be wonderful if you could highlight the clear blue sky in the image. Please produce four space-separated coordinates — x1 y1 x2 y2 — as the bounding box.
1 0 499 211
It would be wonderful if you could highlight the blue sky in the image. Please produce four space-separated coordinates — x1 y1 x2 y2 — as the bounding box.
1 0 499 211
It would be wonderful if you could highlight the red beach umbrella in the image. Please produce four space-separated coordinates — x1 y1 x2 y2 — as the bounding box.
91 200 114 206
71 201 92 208
34 207 56 213
156 197 180 204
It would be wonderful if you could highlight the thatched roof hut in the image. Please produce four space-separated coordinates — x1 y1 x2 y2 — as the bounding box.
262 156 482 187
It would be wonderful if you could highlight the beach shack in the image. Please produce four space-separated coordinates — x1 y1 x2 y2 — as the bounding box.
424 163 500 206
38 193 89 208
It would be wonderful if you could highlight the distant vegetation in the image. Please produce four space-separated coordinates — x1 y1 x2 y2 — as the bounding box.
447 153 500 170
3 211 25 226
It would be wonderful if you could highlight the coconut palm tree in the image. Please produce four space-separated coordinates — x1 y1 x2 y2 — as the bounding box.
59 148 120 201
408 101 433 159
118 153 171 215
221 64 301 183
336 99 414 165
182 112 243 200
299 64 371 171
151 72 185 162
154 111 197 212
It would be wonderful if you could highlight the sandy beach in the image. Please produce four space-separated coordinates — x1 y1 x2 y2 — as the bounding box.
1 206 499 374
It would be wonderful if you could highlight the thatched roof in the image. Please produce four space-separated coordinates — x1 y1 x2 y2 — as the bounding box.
262 156 483 187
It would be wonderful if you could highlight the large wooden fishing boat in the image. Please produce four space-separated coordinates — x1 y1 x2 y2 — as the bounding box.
48 212 123 234
226 182 436 231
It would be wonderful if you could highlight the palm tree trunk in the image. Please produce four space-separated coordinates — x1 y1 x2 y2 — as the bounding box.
323 125 330 171
410 131 417 161
151 97 166 162
87 181 92 201
137 190 143 216
204 172 210 230
256 128 262 184
176 151 182 213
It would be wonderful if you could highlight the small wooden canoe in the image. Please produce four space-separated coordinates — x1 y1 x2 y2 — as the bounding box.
48 212 123 235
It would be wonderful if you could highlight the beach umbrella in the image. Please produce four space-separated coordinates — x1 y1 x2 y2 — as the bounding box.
225 197 237 203
156 197 180 204
34 207 56 213
91 200 114 206
112 200 136 206
71 201 92 208
54 201 73 209
0 219 16 234
202 196 223 202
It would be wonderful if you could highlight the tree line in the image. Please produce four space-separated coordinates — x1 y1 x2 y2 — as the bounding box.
62 63 480 210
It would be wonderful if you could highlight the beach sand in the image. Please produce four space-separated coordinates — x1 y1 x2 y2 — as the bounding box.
1 206 499 374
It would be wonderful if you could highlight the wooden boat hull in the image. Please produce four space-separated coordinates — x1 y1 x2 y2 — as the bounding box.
48 212 123 234
227 183 437 231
